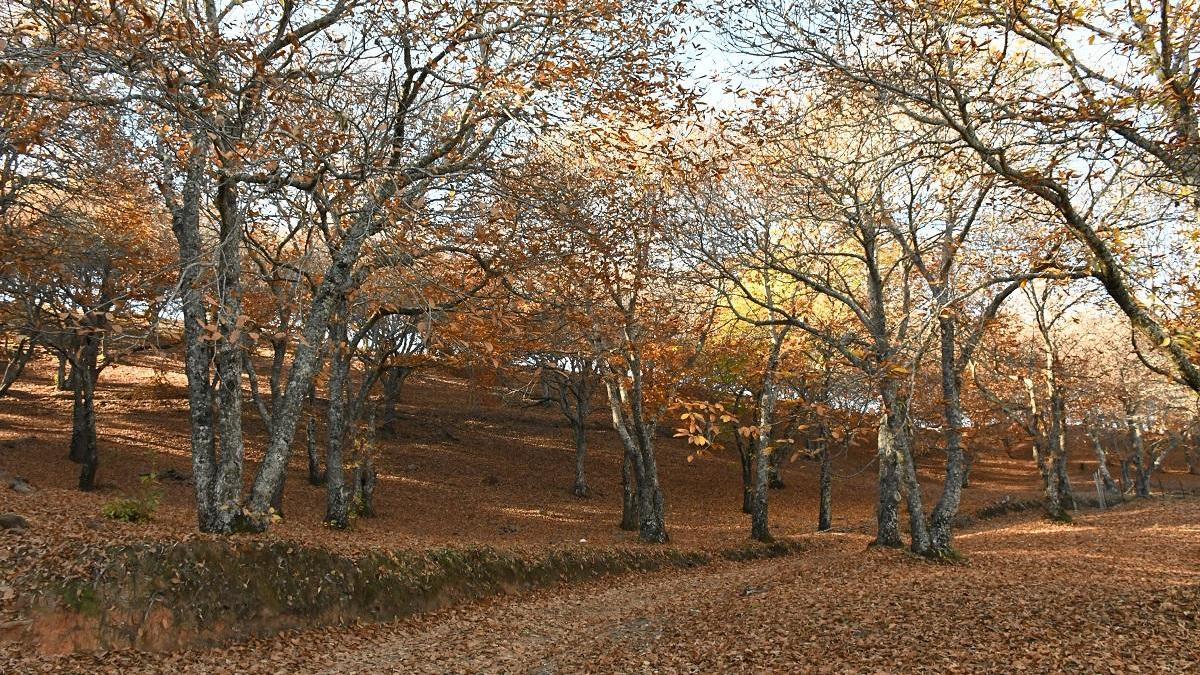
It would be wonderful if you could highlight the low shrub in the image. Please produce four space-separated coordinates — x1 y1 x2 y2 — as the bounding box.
102 473 161 523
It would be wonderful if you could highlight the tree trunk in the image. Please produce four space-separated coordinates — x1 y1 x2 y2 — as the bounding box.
620 450 639 531
1127 415 1151 498
739 444 753 514
378 365 410 435
56 353 71 391
767 447 785 489
602 373 666 543
269 473 285 520
1088 429 1118 491
632 451 667 543
69 371 89 463
212 170 248 531
571 420 589 497
749 443 771 542
929 314 966 558
245 200 382 524
750 329 785 543
325 311 351 530
350 456 377 518
817 429 832 532
1034 440 1069 521
169 158 227 534
878 381 928 553
306 412 324 485
73 357 99 491
874 411 903 548
961 449 974 489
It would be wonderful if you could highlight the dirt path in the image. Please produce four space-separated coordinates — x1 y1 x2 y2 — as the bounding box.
24 500 1199 674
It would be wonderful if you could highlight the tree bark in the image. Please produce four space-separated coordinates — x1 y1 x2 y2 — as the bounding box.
874 410 903 548
324 306 351 529
602 371 667 543
1088 428 1118 492
55 353 70 391
571 420 589 498
1127 415 1151 498
767 448 785 489
750 328 784 543
73 350 99 491
306 412 324 485
620 450 639 531
244 197 384 524
878 381 929 553
817 428 832 532
929 314 966 557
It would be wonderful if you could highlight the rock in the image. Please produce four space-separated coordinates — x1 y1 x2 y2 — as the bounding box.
0 513 29 532
0 472 35 495
140 468 191 484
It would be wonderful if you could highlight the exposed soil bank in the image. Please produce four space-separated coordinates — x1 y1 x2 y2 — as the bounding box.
4 538 802 654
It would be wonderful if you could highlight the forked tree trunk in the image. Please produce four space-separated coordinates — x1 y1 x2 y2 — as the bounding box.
1088 428 1118 492
603 373 667 543
1033 440 1069 521
377 365 411 435
244 192 387 526
878 382 929 554
1127 415 1151 498
350 456 377 518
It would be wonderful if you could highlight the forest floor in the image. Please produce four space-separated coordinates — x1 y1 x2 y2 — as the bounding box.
1 353 1199 672
14 500 1200 673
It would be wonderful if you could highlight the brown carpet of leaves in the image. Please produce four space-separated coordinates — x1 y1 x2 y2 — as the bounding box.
2 354 1199 672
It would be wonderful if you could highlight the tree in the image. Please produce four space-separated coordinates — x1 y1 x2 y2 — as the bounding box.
724 0 1200 397
0 165 173 490
21 0 682 532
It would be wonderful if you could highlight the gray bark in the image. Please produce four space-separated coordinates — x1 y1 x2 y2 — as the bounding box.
1087 426 1119 492
750 328 785 543
325 304 351 529
602 365 667 543
1127 414 1151 498
168 157 227 533
244 193 386 525
874 409 903 548
929 315 966 557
